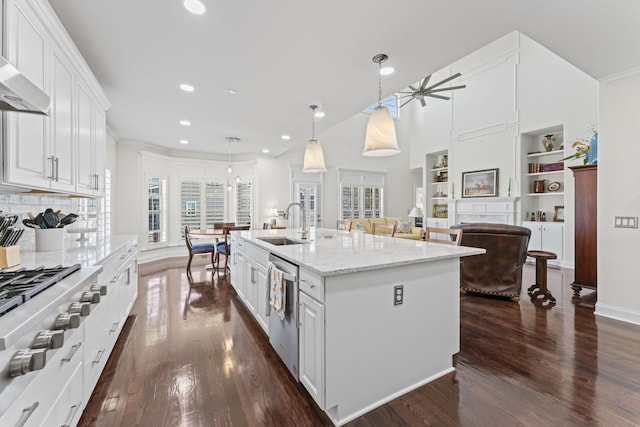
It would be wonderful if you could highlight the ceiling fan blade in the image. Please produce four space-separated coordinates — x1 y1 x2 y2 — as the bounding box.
397 94 415 99
420 98 426 107
399 98 415 108
397 91 415 94
424 72 462 91
420 75 431 91
426 94 451 100
408 85 418 91
428 85 467 93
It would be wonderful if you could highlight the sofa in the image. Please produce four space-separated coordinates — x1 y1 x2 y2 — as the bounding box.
450 223 531 300
345 217 423 240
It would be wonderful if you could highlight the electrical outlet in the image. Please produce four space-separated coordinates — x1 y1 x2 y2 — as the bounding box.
614 216 638 229
394 284 404 305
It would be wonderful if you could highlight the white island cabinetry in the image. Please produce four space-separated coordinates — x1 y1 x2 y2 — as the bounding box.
231 229 482 426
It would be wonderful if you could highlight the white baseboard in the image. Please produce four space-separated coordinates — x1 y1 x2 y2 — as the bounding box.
595 303 640 326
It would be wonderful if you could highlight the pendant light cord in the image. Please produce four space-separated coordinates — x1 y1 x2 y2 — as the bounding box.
378 60 383 106
310 105 317 139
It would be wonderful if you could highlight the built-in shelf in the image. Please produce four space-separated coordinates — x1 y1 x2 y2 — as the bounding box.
527 192 565 196
430 181 448 185
526 171 564 177
431 166 448 172
526 150 563 159
431 196 449 200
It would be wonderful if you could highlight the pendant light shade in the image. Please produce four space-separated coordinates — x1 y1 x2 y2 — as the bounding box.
303 105 327 172
363 54 400 157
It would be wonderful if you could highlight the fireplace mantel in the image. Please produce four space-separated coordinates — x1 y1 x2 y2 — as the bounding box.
449 197 519 225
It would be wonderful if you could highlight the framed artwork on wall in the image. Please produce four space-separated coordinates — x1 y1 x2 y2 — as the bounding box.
433 204 448 218
462 168 499 198
554 205 565 222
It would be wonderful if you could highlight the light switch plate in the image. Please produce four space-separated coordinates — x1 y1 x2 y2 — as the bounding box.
614 216 638 228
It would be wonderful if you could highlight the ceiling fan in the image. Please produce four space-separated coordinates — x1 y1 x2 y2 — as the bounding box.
398 73 466 108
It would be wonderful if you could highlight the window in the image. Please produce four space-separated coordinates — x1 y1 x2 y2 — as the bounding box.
236 181 253 226
298 184 318 228
364 94 399 119
148 177 167 243
180 179 227 234
339 169 385 220
291 167 323 228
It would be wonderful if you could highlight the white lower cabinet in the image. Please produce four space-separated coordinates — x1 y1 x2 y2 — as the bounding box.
43 363 84 427
242 241 269 334
299 291 325 409
522 221 563 261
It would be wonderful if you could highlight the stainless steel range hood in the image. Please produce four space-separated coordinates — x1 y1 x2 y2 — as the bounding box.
0 55 49 115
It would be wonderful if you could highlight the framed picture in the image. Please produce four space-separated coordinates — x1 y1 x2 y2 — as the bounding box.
554 205 565 222
185 201 197 216
433 204 448 218
462 168 499 198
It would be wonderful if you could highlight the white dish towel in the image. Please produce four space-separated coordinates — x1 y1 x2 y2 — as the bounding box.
267 262 286 320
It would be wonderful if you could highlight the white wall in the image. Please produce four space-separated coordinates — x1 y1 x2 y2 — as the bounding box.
596 69 640 325
407 32 598 264
255 111 416 230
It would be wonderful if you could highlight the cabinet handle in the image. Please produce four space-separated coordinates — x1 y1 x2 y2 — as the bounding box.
299 279 315 288
125 267 131 285
92 349 105 364
61 401 82 427
48 156 56 180
54 157 60 181
62 342 82 362
109 321 119 333
94 173 100 191
15 401 39 427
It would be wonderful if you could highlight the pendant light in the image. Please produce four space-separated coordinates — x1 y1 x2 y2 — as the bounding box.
302 105 327 172
225 136 239 174
363 54 400 157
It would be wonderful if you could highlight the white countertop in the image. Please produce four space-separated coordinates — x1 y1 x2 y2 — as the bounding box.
236 228 484 276
6 233 138 270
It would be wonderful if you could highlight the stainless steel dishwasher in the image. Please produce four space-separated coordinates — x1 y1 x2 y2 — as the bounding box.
267 253 300 381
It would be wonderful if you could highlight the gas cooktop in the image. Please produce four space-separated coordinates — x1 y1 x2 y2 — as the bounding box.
0 264 81 315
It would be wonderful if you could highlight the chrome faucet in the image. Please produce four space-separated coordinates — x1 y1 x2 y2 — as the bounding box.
284 202 308 239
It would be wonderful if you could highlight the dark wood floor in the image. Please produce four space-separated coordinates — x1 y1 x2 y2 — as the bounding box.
79 263 640 426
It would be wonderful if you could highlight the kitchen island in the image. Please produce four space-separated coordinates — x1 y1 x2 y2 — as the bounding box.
229 228 483 426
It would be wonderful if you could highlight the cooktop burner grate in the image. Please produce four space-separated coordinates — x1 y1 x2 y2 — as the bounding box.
0 264 82 315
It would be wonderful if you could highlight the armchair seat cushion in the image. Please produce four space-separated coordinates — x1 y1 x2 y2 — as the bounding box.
192 242 215 253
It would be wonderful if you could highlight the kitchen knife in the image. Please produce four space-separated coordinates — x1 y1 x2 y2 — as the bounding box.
7 228 23 246
0 229 10 246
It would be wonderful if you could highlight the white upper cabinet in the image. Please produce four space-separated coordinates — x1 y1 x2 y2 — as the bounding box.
3 0 51 189
2 0 109 196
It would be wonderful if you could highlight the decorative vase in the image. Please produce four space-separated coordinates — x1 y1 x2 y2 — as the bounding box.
587 132 598 164
542 134 555 152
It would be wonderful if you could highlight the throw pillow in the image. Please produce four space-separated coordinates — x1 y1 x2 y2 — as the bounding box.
396 219 412 234
355 221 366 232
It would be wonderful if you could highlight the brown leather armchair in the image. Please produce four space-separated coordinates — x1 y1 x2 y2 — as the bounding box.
451 223 531 301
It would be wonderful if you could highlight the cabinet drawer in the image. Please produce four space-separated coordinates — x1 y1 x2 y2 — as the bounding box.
43 362 84 427
245 241 268 266
231 235 244 252
299 267 324 302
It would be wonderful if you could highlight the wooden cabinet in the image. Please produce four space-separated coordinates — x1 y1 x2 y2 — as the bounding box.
522 221 563 263
299 291 325 409
570 165 597 295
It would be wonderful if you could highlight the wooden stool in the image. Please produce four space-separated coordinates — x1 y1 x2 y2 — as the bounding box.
527 250 557 302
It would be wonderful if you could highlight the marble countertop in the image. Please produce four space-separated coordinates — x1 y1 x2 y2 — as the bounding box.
6 233 137 270
236 228 484 276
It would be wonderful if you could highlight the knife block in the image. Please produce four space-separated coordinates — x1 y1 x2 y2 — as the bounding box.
0 245 21 268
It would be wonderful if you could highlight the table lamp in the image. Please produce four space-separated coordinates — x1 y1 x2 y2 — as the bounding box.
408 207 423 227
269 208 279 227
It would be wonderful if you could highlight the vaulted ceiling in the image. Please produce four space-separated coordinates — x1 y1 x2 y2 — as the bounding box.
48 0 640 158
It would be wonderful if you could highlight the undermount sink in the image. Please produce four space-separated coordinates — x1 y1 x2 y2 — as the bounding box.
257 236 307 246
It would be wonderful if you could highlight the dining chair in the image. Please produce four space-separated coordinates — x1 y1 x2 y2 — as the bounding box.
336 219 352 232
373 223 395 237
214 225 251 276
424 227 462 245
184 226 216 273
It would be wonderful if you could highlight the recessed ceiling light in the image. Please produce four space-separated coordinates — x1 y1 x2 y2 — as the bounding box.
281 134 290 140
183 0 206 15
262 148 270 154
224 88 237 95
380 66 395 76
180 139 189 144
314 111 325 118
179 120 191 126
180 84 195 92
